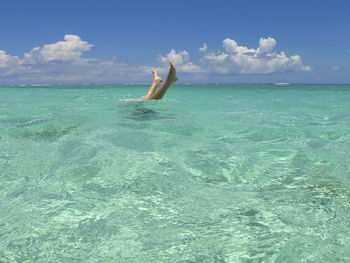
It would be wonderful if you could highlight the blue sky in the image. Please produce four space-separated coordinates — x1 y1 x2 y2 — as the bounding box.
0 0 349 84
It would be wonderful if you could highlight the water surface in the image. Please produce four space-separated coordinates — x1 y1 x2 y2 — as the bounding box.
0 84 350 262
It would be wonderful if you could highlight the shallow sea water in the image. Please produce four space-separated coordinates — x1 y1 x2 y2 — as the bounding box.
0 84 350 262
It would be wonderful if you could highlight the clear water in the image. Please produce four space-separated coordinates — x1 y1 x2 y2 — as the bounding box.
0 84 350 262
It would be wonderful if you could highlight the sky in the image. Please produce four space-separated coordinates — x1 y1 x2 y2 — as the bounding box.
0 0 349 84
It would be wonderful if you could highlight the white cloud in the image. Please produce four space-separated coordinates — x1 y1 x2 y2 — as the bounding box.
23 35 93 64
159 49 189 65
0 50 19 67
256 37 276 55
202 37 311 74
0 50 25 76
223 38 255 54
331 66 340 71
199 43 207 52
158 49 202 73
301 65 312 72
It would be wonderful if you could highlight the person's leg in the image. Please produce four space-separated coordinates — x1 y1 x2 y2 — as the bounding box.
146 62 177 100
143 70 162 98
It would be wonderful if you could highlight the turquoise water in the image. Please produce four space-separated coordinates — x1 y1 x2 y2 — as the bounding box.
0 84 350 262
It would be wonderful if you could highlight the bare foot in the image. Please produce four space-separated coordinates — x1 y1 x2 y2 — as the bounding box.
152 70 163 83
169 62 178 83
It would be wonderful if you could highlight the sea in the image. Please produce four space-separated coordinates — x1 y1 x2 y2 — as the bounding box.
0 84 349 262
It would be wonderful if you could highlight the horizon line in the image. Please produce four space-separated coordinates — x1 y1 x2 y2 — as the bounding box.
1 82 350 87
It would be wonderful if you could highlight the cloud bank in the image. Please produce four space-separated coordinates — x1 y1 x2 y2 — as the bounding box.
0 35 311 84
159 37 311 75
0 35 153 83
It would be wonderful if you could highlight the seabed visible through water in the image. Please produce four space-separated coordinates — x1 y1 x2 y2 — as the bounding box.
0 84 349 262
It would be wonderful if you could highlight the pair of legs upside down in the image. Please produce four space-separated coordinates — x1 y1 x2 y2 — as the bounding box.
142 62 178 100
